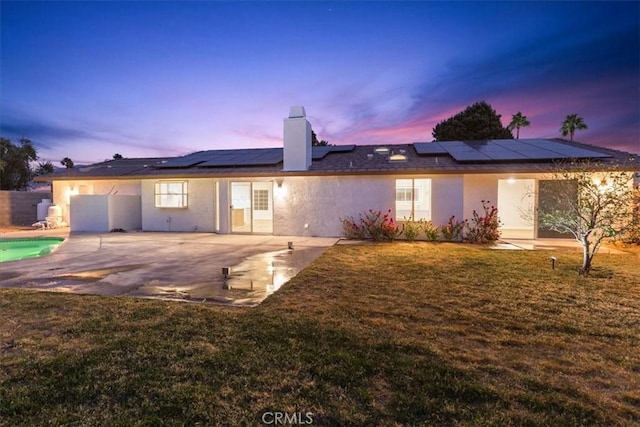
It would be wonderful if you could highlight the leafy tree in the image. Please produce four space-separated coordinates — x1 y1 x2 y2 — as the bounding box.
35 161 55 175
561 114 588 141
432 101 513 141
113 153 123 160
538 160 638 275
0 137 38 190
312 130 330 146
61 157 75 169
507 111 531 139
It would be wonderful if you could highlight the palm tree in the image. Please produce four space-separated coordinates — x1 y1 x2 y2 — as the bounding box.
561 114 588 141
507 111 531 139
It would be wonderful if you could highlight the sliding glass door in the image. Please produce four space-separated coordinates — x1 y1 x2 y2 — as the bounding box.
230 182 273 233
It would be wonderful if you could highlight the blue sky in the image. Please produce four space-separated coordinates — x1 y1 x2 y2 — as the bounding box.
1 1 638 164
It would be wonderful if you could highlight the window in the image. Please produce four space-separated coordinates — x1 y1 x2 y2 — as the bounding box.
155 181 188 208
389 153 407 162
253 189 269 211
396 187 418 202
395 178 431 220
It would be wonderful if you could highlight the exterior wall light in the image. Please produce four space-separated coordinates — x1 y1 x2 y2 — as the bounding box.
274 179 286 199
65 186 79 204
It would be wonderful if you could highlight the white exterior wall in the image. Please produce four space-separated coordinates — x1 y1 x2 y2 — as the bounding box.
57 170 625 238
463 175 499 221
431 175 464 225
141 178 215 232
53 179 141 224
70 195 109 232
108 195 142 231
70 194 142 232
273 175 394 237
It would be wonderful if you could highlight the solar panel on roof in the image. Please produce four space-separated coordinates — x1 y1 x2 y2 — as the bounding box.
444 141 493 162
312 144 356 159
197 148 283 167
530 140 611 158
156 152 209 168
413 139 613 163
413 142 449 155
329 144 356 153
312 147 332 159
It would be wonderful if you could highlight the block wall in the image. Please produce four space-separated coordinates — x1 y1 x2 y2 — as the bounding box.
0 191 52 227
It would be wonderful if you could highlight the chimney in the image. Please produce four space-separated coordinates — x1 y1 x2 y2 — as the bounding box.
283 106 312 171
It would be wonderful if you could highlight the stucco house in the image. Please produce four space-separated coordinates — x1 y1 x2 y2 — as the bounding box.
39 106 638 238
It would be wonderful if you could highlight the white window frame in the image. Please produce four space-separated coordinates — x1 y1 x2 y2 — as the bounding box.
396 187 419 202
155 181 188 208
395 178 431 220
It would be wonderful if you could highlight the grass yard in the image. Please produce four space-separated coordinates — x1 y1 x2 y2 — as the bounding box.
1 243 639 426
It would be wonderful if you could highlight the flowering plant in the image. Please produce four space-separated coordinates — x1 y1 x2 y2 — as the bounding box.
341 209 402 241
464 200 501 244
340 216 367 240
361 209 402 241
440 215 465 241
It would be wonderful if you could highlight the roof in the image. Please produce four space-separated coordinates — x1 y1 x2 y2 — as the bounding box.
37 139 639 181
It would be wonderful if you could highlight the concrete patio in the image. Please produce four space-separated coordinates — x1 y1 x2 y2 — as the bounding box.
0 229 338 306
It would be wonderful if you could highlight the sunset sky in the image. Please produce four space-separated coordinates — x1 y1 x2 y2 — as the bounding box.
1 1 638 164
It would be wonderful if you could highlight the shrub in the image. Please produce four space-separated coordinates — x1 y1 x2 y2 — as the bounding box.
380 214 402 241
361 209 402 241
422 220 440 241
342 209 402 241
465 200 501 244
402 216 422 241
440 215 465 241
340 216 366 240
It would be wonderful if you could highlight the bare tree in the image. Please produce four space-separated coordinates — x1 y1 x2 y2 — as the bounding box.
538 160 638 275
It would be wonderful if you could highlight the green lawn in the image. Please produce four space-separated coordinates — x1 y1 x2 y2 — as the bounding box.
1 243 639 425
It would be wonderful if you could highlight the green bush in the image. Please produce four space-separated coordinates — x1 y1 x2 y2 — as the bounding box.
422 220 440 241
402 216 422 241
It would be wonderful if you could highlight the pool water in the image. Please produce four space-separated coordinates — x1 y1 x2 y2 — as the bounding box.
0 237 65 262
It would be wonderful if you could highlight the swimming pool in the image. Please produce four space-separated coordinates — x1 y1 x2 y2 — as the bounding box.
0 237 65 262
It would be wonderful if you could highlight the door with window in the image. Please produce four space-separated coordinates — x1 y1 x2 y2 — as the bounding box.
230 182 273 233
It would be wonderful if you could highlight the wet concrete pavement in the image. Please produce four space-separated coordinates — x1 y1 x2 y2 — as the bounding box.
0 230 338 306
